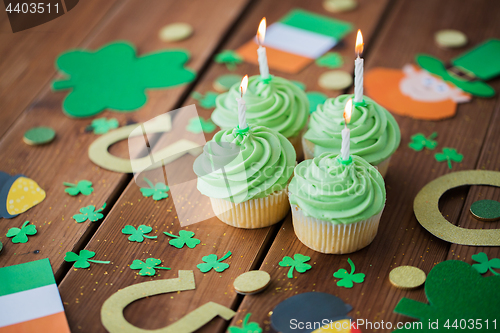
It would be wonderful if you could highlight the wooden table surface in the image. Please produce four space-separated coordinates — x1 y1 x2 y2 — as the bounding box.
1 0 499 332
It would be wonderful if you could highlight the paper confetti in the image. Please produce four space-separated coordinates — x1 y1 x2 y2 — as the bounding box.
279 254 312 278
164 230 200 249
6 221 37 243
72 203 106 223
130 258 171 276
64 249 110 268
333 258 365 288
63 180 94 196
197 251 231 273
122 225 157 242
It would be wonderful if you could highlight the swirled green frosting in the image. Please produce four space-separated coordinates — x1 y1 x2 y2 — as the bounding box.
193 126 296 202
211 75 309 138
304 94 400 165
288 153 386 224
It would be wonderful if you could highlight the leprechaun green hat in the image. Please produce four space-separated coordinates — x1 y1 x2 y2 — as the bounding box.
416 39 500 98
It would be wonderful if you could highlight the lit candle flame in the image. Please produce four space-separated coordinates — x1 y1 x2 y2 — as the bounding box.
344 98 352 125
355 29 364 57
257 17 266 45
240 75 249 97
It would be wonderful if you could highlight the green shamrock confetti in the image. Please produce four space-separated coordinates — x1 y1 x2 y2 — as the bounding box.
64 249 110 268
434 147 463 169
130 258 171 276
6 221 37 244
316 52 343 69
191 91 219 109
140 178 169 201
408 132 438 151
472 252 500 275
88 117 119 134
306 91 328 113
279 254 312 279
186 117 216 134
197 251 232 273
214 50 243 70
228 313 262 333
164 230 201 249
72 203 106 223
122 225 158 242
333 258 365 288
52 42 196 118
63 180 94 196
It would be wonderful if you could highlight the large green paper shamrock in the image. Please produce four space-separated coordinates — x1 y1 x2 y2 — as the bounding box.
130 258 171 276
140 178 169 201
228 313 262 333
408 132 438 151
316 52 343 69
197 251 232 273
89 117 119 134
164 230 201 249
472 252 500 275
333 258 365 288
394 260 500 332
214 50 243 70
52 42 196 118
186 117 216 134
279 254 312 279
122 225 158 242
191 91 219 109
72 203 106 223
63 180 94 196
64 249 110 268
435 147 463 169
6 221 37 243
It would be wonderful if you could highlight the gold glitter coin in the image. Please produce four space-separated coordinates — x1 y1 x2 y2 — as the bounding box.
435 29 467 48
323 0 357 13
159 23 193 42
389 266 426 289
233 270 271 295
318 70 352 90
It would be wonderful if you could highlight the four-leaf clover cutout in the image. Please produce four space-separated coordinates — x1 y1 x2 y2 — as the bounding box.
472 252 500 275
122 225 158 242
140 178 169 201
197 251 232 273
214 50 243 70
316 52 343 69
64 249 110 268
228 313 262 333
191 91 219 109
88 117 119 134
409 132 438 151
186 117 216 134
164 230 201 249
130 258 171 276
279 254 312 278
6 221 37 243
333 258 365 288
435 147 463 169
64 180 94 196
72 203 106 223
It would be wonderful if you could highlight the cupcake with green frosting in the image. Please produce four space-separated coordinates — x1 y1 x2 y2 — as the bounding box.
303 94 400 177
288 153 386 254
211 75 309 160
193 125 296 228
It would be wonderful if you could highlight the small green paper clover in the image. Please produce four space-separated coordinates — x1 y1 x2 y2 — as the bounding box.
333 258 365 288
228 313 262 333
435 147 463 169
186 117 216 134
63 180 94 196
214 50 243 70
6 221 37 243
191 91 219 109
89 117 119 134
122 225 157 242
279 254 312 279
64 249 110 268
164 230 201 249
409 132 438 151
197 251 231 273
73 203 106 223
316 52 343 69
140 178 169 201
130 258 171 276
472 252 500 275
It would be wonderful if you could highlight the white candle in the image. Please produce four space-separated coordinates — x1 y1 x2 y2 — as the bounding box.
354 30 364 104
341 99 353 161
257 18 270 79
238 75 249 129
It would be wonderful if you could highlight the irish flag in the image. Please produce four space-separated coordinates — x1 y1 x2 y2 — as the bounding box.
0 259 70 333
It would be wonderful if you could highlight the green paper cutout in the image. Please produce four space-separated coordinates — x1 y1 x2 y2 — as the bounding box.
333 258 365 288
0 241 2 253
214 74 242 91
470 199 500 221
164 230 201 249
191 91 219 109
280 9 352 40
130 258 171 276
408 132 438 151
140 178 169 201
452 39 500 81
64 249 110 268
89 117 119 134
472 252 500 275
228 313 262 333
279 254 312 279
6 221 37 243
214 50 243 70
306 91 328 113
393 260 500 331
291 81 306 91
316 52 343 69
197 251 231 273
52 42 196 117
23 127 56 144
63 180 94 196
434 147 463 169
73 203 106 223
186 117 216 134
122 225 157 242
